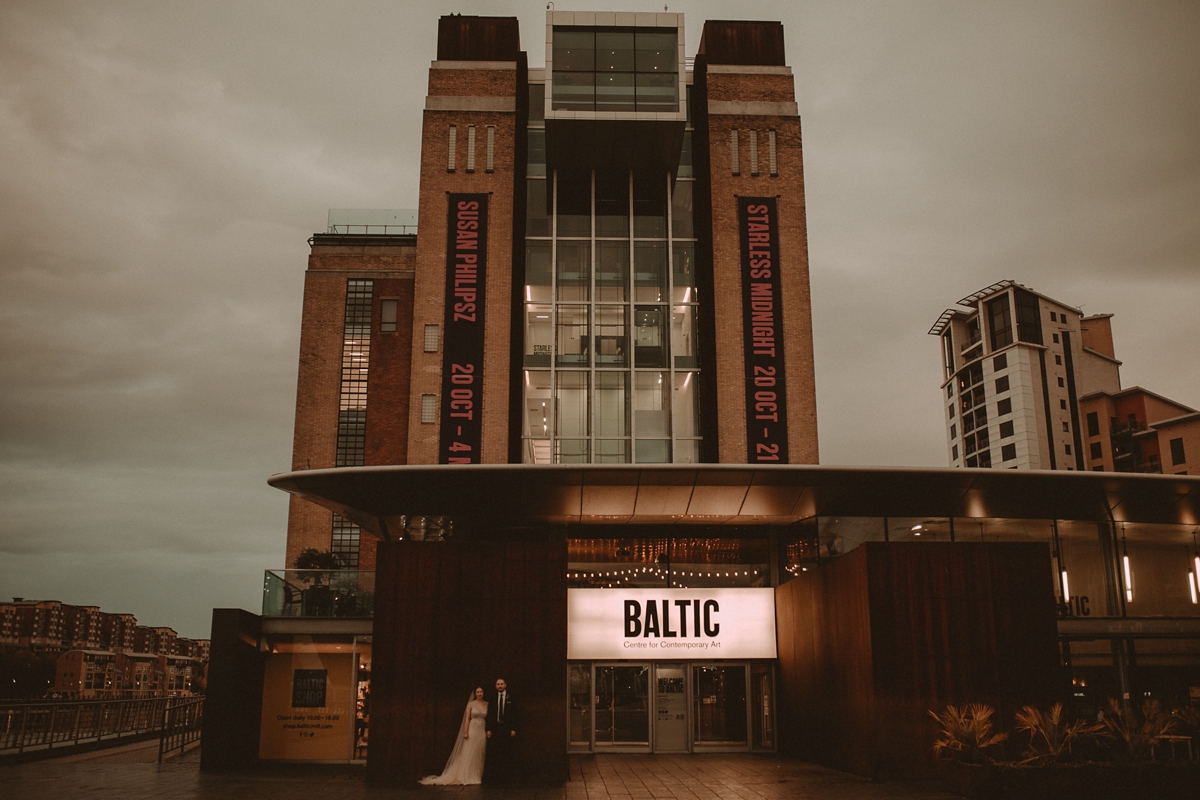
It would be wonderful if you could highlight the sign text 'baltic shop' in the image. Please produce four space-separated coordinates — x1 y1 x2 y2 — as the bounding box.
438 194 488 464
566 588 777 660
738 197 790 463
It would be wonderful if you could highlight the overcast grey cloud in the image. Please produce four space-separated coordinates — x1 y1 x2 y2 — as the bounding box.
1 1 1198 638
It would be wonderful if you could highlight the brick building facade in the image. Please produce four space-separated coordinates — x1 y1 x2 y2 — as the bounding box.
284 14 820 565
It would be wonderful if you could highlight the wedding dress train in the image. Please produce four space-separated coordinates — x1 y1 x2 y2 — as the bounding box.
419 700 487 785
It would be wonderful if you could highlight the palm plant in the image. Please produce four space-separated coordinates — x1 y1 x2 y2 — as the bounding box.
1013 703 1105 763
929 703 1009 764
1101 698 1177 761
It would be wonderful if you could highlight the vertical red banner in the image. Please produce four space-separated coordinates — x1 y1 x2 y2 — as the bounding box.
738 197 790 463
438 194 489 464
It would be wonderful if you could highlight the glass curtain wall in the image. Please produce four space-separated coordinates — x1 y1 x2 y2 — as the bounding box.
523 86 699 463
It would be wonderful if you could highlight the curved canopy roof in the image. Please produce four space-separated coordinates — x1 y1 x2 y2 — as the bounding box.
268 464 1200 540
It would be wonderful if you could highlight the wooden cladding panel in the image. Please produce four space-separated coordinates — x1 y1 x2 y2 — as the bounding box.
368 539 568 784
774 543 1060 780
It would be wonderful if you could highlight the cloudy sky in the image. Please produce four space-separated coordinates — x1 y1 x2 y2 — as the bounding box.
1 0 1197 638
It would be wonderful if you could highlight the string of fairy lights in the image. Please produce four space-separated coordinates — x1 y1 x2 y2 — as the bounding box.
567 565 767 588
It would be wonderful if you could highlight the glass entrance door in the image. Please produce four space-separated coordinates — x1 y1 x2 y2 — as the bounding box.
594 664 650 750
692 664 748 748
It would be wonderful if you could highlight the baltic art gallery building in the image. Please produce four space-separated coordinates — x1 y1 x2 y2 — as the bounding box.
201 12 1200 783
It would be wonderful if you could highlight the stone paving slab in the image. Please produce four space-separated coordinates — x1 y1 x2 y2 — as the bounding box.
2 750 958 800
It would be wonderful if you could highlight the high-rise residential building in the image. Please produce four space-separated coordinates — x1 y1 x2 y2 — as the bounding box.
930 280 1198 476
929 280 1122 469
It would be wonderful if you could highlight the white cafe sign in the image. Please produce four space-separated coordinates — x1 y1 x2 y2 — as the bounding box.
567 588 777 660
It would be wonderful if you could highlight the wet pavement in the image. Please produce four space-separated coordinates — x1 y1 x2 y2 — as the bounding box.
3 747 958 799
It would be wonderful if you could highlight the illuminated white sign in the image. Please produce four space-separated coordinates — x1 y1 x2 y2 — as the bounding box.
567 588 777 660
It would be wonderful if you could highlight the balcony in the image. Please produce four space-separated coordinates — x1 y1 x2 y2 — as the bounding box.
262 570 374 619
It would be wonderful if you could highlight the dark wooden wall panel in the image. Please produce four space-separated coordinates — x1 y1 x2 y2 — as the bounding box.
368 538 568 784
774 542 1061 780
200 608 265 772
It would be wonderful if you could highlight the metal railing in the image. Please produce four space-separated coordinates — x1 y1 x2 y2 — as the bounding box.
0 696 199 758
263 569 375 618
158 697 203 762
327 223 417 235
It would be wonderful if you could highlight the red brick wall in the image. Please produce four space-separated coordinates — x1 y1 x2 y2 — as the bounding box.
408 63 521 464
700 65 819 464
285 243 416 568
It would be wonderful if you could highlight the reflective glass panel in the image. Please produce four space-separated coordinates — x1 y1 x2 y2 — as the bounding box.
595 241 629 302
595 305 629 367
569 663 592 749
634 371 669 437
556 306 590 366
525 241 552 303
671 180 693 238
633 242 668 302
556 370 589 439
633 306 666 368
595 72 636 112
524 304 552 367
632 170 666 237
595 371 629 437
595 665 649 746
693 665 747 746
672 306 698 369
673 371 699 438
526 179 550 236
556 241 591 301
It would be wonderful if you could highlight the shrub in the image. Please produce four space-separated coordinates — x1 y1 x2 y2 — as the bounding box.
1013 702 1106 763
929 704 1009 764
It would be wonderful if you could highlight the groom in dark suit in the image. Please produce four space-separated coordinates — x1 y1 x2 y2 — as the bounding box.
484 677 516 783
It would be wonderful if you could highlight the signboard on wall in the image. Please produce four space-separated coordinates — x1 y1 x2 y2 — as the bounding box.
259 653 353 760
567 588 777 660
438 193 489 464
738 197 790 464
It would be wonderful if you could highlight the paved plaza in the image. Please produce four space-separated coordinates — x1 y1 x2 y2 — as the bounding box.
2 746 957 800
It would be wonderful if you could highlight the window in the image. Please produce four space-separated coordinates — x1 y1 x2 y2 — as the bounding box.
1065 444 1072 455
1050 312 1057 322
1062 421 1070 432
1090 442 1102 460
466 125 476 172
749 130 759 176
952 444 959 460
993 353 1007 371
485 126 495 173
995 376 1009 394
949 404 955 419
380 299 398 332
768 130 778 176
950 423 957 439
1001 444 1016 461
448 125 457 172
730 129 740 175
999 421 1014 438
977 449 992 468
1053 333 1060 344
1060 399 1067 410
551 26 679 112
947 385 953 399
336 280 373 467
1086 411 1099 437
1055 354 1062 366
986 294 1013 350
1171 437 1187 465
1014 288 1043 345
424 324 439 353
1057 377 1064 388
421 394 437 424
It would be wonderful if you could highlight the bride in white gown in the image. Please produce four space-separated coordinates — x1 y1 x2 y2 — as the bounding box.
419 687 488 785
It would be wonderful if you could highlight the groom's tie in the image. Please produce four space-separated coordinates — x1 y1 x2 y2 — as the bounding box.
499 692 505 722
